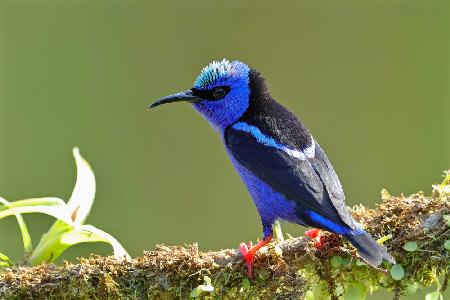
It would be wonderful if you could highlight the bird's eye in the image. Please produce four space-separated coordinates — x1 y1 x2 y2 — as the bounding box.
212 87 226 100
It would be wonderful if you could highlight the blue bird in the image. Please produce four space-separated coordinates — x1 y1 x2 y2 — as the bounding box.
150 59 394 277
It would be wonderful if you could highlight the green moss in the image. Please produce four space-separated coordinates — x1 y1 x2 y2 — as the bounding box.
0 171 449 299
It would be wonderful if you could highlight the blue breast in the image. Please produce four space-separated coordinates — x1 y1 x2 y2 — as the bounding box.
225 146 300 238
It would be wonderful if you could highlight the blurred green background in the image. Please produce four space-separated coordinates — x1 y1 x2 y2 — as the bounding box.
0 0 449 299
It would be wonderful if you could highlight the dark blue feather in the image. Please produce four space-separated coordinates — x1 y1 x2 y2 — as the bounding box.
225 125 355 231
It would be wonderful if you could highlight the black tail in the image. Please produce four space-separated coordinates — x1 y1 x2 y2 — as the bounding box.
344 229 395 267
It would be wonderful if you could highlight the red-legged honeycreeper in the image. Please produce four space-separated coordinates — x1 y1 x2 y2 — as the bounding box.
149 60 395 277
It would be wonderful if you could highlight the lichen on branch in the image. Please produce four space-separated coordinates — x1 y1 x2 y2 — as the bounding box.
0 172 449 300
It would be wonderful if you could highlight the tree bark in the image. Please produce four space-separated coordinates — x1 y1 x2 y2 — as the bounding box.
0 182 449 299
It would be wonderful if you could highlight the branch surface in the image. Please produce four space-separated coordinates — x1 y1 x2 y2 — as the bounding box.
0 179 449 299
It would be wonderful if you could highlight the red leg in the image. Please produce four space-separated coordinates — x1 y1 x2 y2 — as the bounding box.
305 228 320 239
239 234 273 278
305 228 324 249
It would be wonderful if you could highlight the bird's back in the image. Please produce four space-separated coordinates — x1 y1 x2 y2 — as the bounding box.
239 69 313 151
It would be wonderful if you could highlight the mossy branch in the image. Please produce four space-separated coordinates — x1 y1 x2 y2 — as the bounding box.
0 174 449 299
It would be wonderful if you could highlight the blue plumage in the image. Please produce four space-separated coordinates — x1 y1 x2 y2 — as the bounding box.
150 60 395 275
193 60 250 129
307 210 352 235
228 151 301 239
232 122 285 151
232 122 310 160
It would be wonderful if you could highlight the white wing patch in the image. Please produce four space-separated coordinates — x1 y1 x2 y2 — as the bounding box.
303 138 316 158
232 122 315 160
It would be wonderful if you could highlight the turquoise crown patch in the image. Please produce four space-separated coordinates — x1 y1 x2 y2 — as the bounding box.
194 59 234 89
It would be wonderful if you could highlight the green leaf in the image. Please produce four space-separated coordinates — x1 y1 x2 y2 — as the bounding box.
0 198 72 224
66 148 96 225
376 234 392 245
0 251 11 262
444 240 450 250
330 255 343 268
435 170 450 194
27 220 74 265
28 148 128 265
425 291 442 300
189 276 214 298
75 225 129 259
0 261 12 267
405 284 418 295
355 259 366 266
0 197 32 253
390 264 405 281
305 290 315 300
381 188 391 200
28 148 95 265
311 282 330 300
0 251 12 267
403 241 418 252
341 256 352 267
344 284 367 300
241 278 250 290
28 223 129 265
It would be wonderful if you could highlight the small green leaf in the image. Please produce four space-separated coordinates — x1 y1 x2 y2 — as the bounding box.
390 264 405 281
381 188 391 200
344 283 367 300
189 276 214 298
28 223 130 265
344 287 361 300
355 259 366 266
405 284 418 295
241 278 250 290
0 197 32 253
435 170 450 194
377 234 392 245
0 261 12 267
28 220 74 265
0 251 12 267
444 240 450 250
341 256 352 267
403 241 418 252
0 197 72 224
0 251 10 262
189 287 201 298
77 225 129 259
305 290 315 300
425 291 442 300
330 255 343 268
28 148 128 265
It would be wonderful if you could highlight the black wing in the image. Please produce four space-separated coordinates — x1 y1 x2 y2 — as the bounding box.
225 126 355 228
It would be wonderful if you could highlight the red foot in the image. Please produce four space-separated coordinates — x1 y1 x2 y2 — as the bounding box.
239 235 272 278
305 228 325 249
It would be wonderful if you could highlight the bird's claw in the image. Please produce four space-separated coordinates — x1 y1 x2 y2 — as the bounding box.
305 228 320 239
239 235 272 279
239 242 254 278
305 228 325 249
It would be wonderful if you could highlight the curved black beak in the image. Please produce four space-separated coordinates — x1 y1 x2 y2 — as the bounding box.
148 89 202 109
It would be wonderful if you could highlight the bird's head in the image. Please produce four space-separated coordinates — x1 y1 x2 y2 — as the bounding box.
150 59 251 130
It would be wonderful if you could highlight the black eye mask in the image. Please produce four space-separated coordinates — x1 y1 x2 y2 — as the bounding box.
191 86 230 101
